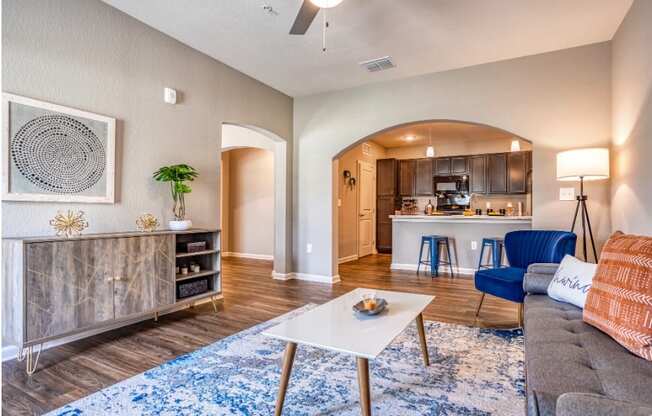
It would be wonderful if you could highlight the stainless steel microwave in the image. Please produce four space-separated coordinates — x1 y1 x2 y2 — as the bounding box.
433 175 469 193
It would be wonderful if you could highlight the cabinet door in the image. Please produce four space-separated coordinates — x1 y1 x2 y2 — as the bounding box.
398 159 416 196
487 153 508 194
469 155 487 193
25 239 116 343
507 151 528 194
451 157 468 174
376 159 397 197
113 235 175 319
376 196 396 253
434 158 451 176
414 158 434 196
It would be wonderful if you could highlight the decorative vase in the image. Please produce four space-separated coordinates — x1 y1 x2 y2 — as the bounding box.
169 219 192 231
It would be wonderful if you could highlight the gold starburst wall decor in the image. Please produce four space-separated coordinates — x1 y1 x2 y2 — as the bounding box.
136 213 159 232
49 210 89 238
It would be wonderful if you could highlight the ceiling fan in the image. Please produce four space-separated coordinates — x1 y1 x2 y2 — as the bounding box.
289 0 344 35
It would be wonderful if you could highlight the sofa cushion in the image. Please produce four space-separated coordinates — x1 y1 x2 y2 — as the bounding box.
583 232 652 361
475 266 526 303
524 294 652 416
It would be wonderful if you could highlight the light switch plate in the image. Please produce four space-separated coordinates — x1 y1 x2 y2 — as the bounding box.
559 187 575 201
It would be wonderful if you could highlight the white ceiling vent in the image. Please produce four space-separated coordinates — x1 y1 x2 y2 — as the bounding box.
359 56 395 73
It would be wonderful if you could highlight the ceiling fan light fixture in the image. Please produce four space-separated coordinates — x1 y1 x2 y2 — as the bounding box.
310 0 344 8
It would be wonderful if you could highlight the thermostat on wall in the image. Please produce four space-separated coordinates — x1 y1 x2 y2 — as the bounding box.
164 87 177 104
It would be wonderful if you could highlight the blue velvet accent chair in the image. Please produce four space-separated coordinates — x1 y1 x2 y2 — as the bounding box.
474 230 577 323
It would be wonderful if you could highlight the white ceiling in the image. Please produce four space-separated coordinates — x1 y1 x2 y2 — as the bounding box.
103 0 633 97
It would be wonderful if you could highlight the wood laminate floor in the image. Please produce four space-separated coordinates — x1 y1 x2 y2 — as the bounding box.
2 255 518 415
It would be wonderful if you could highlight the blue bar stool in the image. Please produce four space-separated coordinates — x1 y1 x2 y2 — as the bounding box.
477 238 505 270
417 235 454 277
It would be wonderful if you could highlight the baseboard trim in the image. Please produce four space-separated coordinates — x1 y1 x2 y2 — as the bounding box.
223 252 273 261
338 254 358 264
390 263 475 276
1 295 221 362
271 271 341 284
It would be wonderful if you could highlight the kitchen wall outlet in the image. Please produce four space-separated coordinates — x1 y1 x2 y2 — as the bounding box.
306 243 313 254
559 187 575 201
471 241 478 250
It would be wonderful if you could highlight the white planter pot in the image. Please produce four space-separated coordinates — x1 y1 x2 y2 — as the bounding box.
169 219 192 231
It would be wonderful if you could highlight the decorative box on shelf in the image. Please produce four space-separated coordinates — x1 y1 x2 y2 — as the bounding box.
186 241 207 253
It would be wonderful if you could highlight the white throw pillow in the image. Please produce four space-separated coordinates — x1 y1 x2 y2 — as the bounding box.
547 255 597 308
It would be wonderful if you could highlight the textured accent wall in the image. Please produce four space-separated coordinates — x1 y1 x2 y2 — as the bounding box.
611 0 652 236
2 0 292 237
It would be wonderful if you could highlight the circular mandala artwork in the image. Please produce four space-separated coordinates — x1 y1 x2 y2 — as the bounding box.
11 114 105 194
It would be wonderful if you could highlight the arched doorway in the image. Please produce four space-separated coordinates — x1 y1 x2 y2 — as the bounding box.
220 123 290 277
333 120 533 277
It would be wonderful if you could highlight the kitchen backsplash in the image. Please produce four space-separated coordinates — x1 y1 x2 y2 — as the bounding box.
404 194 531 215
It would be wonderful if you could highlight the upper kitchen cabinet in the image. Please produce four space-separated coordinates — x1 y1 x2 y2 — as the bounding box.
469 155 487 193
415 158 434 196
487 153 508 194
377 158 398 197
451 157 469 174
507 151 530 194
434 157 451 176
398 159 416 196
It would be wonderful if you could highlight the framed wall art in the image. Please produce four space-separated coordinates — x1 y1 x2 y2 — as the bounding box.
2 93 115 203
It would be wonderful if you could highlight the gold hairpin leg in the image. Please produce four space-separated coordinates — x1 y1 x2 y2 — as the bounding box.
25 344 42 375
154 311 159 322
210 296 218 313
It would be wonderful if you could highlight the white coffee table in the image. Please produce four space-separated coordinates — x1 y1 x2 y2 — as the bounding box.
263 288 435 416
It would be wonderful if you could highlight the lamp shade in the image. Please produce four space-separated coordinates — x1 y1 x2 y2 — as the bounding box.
556 148 609 181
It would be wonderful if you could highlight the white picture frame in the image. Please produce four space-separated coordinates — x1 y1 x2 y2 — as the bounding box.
2 93 116 203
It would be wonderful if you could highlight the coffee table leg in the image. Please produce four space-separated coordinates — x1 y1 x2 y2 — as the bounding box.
416 313 430 366
356 357 371 416
275 342 297 416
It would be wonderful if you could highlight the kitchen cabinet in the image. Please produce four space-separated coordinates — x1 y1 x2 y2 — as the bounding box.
376 158 397 197
434 158 451 176
469 155 487 193
376 159 400 253
398 159 416 196
415 158 434 196
487 153 508 194
451 157 468 174
507 151 529 194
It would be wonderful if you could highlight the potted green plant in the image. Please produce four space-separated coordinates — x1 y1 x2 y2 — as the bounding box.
153 164 199 230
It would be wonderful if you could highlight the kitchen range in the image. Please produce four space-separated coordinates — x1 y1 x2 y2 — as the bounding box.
376 151 533 274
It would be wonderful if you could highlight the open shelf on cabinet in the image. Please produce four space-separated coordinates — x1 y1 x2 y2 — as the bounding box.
175 249 220 258
175 269 219 282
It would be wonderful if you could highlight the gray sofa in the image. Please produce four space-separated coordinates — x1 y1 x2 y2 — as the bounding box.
523 263 652 416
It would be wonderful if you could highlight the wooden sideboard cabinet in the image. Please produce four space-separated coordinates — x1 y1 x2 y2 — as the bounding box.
2 229 220 374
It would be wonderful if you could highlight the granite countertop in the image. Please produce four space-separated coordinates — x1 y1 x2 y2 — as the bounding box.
389 214 532 223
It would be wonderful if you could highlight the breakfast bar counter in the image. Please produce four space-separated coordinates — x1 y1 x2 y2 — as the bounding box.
389 214 532 275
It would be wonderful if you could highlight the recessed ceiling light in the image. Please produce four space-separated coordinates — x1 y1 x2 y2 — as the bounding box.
404 135 416 142
310 0 344 8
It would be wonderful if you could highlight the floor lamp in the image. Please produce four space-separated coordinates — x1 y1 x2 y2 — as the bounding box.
556 148 610 263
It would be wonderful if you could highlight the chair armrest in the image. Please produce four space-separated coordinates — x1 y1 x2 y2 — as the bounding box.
556 393 652 416
523 263 559 295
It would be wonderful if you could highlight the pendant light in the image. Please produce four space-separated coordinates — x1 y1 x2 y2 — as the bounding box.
426 127 435 158
510 139 521 152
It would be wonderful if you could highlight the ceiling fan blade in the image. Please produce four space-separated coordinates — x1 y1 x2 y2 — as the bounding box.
289 1 320 35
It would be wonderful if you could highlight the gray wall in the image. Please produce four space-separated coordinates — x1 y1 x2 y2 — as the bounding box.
611 0 652 236
2 0 293 245
294 43 612 277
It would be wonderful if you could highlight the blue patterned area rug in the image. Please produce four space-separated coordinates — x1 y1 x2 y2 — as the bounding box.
49 305 524 416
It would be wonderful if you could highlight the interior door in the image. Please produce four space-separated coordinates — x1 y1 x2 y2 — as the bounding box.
358 160 376 258
113 235 175 319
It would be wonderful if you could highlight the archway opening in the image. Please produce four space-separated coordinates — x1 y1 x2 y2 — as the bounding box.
333 120 533 277
220 123 290 277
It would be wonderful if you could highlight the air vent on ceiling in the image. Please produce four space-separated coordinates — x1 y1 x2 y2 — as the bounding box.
359 56 395 73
